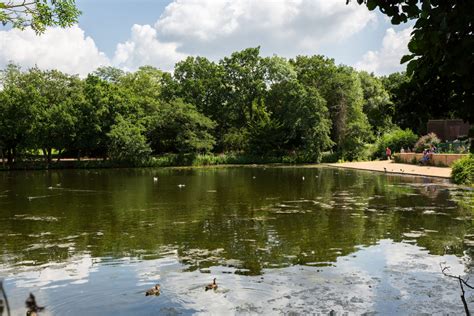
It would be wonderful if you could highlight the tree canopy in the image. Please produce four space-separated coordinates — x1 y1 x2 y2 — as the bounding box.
0 47 441 166
353 0 473 122
0 0 80 33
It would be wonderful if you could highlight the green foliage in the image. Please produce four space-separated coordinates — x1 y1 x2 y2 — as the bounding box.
414 133 441 153
358 71 394 134
354 0 473 124
247 110 285 156
0 0 81 33
321 151 339 163
147 99 216 154
222 128 249 152
0 47 424 168
107 116 151 165
437 140 470 154
292 57 372 161
375 128 418 158
0 65 39 163
25 69 83 162
93 66 125 83
451 154 474 185
263 80 333 162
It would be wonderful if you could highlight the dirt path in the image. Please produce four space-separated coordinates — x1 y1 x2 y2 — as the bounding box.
327 160 451 179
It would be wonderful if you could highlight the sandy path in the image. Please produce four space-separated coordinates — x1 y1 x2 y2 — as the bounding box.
327 160 451 179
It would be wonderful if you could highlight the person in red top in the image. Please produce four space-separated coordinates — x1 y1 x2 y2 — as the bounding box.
386 147 392 160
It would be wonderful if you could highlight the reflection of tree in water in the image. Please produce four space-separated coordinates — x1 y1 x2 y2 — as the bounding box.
0 167 472 275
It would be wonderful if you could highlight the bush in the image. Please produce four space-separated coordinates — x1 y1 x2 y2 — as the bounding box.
451 154 474 185
374 128 418 159
414 133 441 153
321 151 338 163
147 99 216 154
107 117 152 165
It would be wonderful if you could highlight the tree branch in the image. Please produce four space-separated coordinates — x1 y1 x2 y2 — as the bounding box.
0 280 11 316
441 263 472 316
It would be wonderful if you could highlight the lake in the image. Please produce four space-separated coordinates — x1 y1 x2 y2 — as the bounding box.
1 166 473 315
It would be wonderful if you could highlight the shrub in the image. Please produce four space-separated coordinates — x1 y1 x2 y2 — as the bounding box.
451 154 474 185
321 151 338 163
147 99 216 154
107 117 152 165
374 128 418 159
414 133 440 153
222 128 249 152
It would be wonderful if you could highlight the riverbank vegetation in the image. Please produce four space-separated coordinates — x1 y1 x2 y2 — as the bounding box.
0 48 471 170
452 155 474 186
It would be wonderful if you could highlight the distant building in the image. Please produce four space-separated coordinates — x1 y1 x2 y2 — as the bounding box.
427 119 470 141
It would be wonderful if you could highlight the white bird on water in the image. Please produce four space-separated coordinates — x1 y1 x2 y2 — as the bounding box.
153 177 158 182
178 184 186 188
302 176 305 181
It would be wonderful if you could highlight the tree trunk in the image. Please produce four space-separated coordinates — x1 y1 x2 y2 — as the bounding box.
7 148 13 166
47 148 52 164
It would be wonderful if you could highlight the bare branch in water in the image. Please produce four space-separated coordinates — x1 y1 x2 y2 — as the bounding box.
0 280 11 316
440 263 472 316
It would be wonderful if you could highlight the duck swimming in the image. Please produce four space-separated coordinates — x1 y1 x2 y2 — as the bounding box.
26 293 45 316
145 284 161 296
205 278 217 291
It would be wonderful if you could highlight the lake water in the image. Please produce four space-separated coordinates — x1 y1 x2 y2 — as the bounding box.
0 166 473 315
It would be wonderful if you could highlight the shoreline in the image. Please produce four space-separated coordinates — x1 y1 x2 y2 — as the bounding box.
327 160 451 179
0 159 453 180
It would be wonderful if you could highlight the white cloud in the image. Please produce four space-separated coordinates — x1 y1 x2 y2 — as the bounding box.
0 26 110 76
112 24 186 72
0 1 381 74
155 0 376 56
355 26 412 75
113 0 377 70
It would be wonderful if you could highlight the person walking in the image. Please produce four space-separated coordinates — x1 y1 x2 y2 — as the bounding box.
386 147 392 160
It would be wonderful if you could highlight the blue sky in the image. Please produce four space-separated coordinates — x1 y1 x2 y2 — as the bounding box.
0 0 414 76
77 0 171 57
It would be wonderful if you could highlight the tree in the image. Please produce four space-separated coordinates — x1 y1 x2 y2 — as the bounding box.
262 80 333 161
0 0 81 33
358 71 393 134
353 0 473 123
107 116 151 165
93 66 125 84
28 68 83 163
81 73 143 158
163 56 228 150
220 47 267 126
118 66 163 117
380 72 425 133
146 99 216 154
0 64 36 164
292 56 372 160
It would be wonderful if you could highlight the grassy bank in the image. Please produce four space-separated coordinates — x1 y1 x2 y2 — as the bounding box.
0 152 334 171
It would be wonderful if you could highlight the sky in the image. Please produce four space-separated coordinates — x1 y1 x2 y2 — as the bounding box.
0 0 414 76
